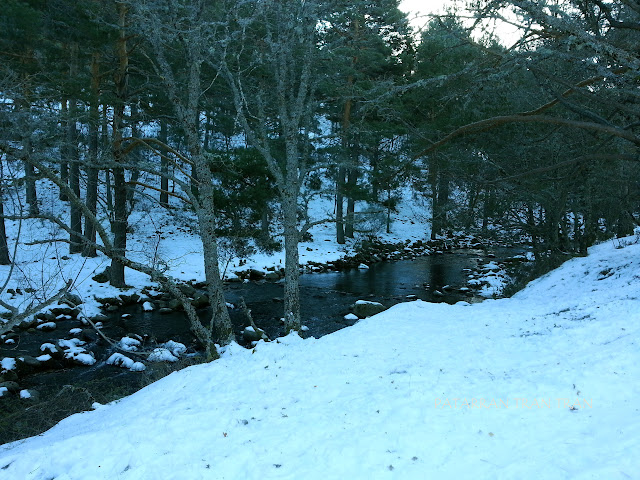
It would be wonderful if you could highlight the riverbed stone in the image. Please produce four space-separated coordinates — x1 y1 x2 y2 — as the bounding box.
95 296 122 306
81 329 99 343
51 306 79 317
35 312 56 322
62 293 83 307
265 271 281 280
352 300 387 318
18 318 37 330
242 326 267 342
0 381 19 394
20 389 40 400
1 370 18 382
167 299 184 311
191 294 209 309
92 270 110 283
248 269 266 280
119 293 141 305
36 322 57 332
177 284 196 298
15 356 43 376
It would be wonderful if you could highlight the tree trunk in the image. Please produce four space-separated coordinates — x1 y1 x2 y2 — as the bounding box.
282 188 301 332
110 2 130 287
126 104 141 213
345 166 357 238
83 52 100 258
191 145 234 347
159 119 169 207
336 165 345 244
0 171 10 265
68 42 83 254
429 156 439 240
59 99 69 202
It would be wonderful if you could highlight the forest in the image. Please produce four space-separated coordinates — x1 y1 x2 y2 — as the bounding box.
1 0 639 354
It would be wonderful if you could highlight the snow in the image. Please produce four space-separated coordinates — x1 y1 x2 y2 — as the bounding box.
344 313 359 321
142 301 154 312
106 353 146 372
58 338 96 366
355 300 383 306
0 357 16 372
0 387 8 397
163 340 186 357
35 321 56 330
148 348 178 363
1 237 638 478
118 337 142 352
40 343 57 354
18 390 31 399
35 354 52 362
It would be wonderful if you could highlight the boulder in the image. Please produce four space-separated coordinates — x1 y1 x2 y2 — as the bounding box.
191 294 209 309
352 300 387 318
0 381 20 394
91 269 110 283
242 325 267 343
81 329 99 343
20 389 40 400
119 293 141 305
35 312 56 323
2 370 18 382
177 283 196 298
167 299 184 311
248 269 266 280
36 322 57 332
265 271 281 281
17 356 43 375
61 293 83 307
18 318 37 330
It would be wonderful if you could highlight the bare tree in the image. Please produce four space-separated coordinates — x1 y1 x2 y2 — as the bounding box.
220 0 321 332
132 0 234 345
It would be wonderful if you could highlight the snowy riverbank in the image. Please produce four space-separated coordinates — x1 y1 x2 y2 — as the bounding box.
1 236 638 479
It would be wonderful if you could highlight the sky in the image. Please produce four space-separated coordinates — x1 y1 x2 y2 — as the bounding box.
400 0 457 22
400 0 521 45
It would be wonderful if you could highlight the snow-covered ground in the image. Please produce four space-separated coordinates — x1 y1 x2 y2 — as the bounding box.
1 235 638 479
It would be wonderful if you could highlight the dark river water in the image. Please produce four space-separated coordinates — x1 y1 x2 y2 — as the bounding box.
120 249 508 342
1 249 524 411
1 248 530 444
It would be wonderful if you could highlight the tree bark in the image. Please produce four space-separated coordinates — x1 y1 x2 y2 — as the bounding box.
0 168 10 265
282 187 301 332
336 165 345 244
68 43 83 254
159 119 169 207
110 1 130 287
83 52 100 257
